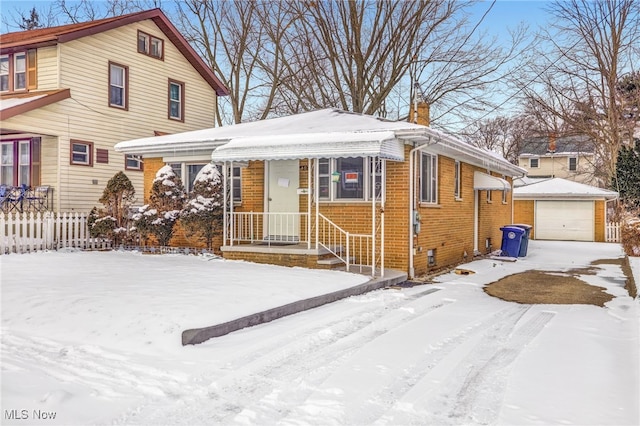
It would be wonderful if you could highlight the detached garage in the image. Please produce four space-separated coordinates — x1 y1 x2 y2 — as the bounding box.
513 178 618 242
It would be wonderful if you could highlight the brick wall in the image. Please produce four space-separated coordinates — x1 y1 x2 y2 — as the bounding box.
594 199 605 242
140 156 221 252
513 200 536 239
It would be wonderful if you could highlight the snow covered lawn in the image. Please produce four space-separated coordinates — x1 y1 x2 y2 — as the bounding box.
1 241 639 425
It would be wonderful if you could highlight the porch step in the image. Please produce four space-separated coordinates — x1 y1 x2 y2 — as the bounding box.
317 256 356 268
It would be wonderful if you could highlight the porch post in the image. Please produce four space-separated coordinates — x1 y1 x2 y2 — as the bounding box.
315 158 319 250
223 161 228 246
307 158 312 249
380 158 385 277
230 161 235 246
371 156 376 277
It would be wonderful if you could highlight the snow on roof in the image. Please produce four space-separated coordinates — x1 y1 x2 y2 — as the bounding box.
514 177 618 199
116 109 422 152
116 108 525 176
0 94 47 110
210 131 404 161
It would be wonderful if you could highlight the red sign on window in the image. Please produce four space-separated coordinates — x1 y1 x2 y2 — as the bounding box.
344 172 359 183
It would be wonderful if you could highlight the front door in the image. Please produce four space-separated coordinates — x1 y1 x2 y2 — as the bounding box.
266 160 300 241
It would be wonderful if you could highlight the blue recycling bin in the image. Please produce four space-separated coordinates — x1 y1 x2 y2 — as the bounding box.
511 223 532 257
500 226 525 257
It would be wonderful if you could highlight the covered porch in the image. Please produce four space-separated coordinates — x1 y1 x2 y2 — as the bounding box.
213 131 404 278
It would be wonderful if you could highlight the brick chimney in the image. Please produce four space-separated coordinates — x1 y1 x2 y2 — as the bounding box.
548 132 557 152
409 102 430 126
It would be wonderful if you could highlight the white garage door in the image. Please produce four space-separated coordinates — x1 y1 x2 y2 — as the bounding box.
535 200 594 241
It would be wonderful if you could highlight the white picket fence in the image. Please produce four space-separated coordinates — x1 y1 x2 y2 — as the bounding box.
1 212 111 254
606 222 621 243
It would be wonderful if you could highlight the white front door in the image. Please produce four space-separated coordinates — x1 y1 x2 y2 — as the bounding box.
266 160 300 241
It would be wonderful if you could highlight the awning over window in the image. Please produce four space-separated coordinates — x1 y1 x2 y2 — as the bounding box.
474 171 511 191
210 131 405 162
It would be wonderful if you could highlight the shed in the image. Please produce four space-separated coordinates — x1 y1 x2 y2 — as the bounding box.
513 178 618 242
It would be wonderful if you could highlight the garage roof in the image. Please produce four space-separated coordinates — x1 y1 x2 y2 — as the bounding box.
514 178 618 200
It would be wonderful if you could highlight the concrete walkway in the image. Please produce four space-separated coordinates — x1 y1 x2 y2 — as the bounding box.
182 268 408 345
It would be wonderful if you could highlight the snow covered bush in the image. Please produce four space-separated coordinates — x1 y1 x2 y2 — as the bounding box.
132 165 186 246
180 163 223 250
621 210 640 257
89 171 137 245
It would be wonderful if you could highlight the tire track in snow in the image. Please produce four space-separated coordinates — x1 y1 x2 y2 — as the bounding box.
123 287 445 424
1 332 189 401
378 309 556 425
339 304 531 425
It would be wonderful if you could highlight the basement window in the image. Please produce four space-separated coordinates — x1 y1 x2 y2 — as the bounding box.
428 249 436 267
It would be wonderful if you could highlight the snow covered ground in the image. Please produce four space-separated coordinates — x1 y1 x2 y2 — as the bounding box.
1 241 638 425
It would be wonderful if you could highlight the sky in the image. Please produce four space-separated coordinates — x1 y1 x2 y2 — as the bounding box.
1 240 638 425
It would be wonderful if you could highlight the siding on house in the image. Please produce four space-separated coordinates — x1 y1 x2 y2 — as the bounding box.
1 18 218 212
518 154 595 184
36 46 60 90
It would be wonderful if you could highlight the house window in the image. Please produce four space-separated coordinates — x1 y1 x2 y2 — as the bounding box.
486 189 492 203
370 157 383 199
0 50 35 93
568 157 578 171
137 31 164 60
229 166 242 202
70 140 93 166
428 249 436 267
168 79 184 121
454 160 461 199
14 52 26 91
318 158 380 201
125 154 143 171
168 162 241 202
1 138 41 186
318 158 330 200
420 153 438 204
336 158 364 200
529 157 539 168
109 62 128 109
0 55 9 92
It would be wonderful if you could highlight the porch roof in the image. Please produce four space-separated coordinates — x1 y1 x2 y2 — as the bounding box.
0 89 71 121
210 131 404 161
473 171 511 191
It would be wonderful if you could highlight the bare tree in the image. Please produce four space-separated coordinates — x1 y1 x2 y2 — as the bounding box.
517 0 640 186
461 115 535 164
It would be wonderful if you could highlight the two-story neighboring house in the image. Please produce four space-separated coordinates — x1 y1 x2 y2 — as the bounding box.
0 9 228 212
517 134 597 185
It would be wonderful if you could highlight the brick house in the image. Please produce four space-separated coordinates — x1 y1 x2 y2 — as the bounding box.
0 9 227 212
116 106 525 278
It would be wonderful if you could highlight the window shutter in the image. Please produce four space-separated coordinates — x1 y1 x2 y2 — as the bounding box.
96 148 109 164
27 49 37 90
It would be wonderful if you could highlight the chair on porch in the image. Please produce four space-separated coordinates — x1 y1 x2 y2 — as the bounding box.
0 185 9 212
26 185 51 212
4 184 28 213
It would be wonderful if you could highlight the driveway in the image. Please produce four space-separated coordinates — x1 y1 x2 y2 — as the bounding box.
1 241 638 425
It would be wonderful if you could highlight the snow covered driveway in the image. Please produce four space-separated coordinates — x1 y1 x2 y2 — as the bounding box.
1 242 639 425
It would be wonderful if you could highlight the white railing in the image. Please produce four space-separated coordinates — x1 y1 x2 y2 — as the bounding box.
606 222 621 243
1 212 111 254
317 213 373 273
229 212 309 245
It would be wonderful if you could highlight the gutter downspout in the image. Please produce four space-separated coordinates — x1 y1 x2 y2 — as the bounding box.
408 138 435 279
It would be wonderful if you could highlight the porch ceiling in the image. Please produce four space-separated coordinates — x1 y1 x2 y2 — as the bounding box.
210 131 405 161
